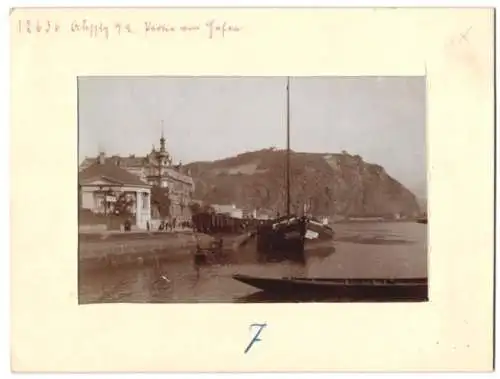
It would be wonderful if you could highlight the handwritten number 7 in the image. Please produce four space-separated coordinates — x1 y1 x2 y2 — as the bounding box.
244 323 267 354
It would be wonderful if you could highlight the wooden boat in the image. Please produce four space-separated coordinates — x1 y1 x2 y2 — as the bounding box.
251 215 334 262
232 274 428 298
416 218 428 224
253 77 334 259
255 215 306 256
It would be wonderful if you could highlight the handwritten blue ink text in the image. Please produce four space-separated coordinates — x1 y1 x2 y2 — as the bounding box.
244 323 267 354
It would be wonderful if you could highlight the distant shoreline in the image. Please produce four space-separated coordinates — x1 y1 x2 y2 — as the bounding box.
333 219 423 224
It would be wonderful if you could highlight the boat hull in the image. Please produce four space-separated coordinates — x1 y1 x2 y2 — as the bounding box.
233 274 428 300
256 219 306 262
252 215 335 262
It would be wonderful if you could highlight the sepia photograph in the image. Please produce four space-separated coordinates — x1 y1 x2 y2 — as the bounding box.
11 7 493 372
78 76 428 304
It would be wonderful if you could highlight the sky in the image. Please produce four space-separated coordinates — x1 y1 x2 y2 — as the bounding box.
78 76 426 197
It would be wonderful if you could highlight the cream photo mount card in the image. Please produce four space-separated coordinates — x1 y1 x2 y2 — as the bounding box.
10 7 494 372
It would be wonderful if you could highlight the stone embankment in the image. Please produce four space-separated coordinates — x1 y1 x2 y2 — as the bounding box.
79 231 215 269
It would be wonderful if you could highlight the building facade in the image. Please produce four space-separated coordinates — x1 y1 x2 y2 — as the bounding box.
80 133 195 223
212 204 244 219
79 154 152 230
211 204 274 220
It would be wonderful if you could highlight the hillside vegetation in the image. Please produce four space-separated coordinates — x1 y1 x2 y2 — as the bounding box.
185 148 421 218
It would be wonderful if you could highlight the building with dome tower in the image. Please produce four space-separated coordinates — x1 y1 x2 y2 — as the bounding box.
79 127 195 226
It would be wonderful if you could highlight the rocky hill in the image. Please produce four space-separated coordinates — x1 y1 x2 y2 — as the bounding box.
184 148 421 218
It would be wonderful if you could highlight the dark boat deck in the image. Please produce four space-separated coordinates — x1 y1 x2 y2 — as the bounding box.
234 274 427 286
232 274 428 301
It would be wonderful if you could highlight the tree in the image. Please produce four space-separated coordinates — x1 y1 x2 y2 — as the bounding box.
113 192 135 217
151 186 171 218
202 204 216 214
189 201 215 215
188 201 201 215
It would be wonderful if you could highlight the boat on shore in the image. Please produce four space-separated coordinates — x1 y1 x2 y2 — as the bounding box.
232 274 428 299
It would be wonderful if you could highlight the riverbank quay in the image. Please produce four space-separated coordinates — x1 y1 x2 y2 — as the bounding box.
79 230 215 269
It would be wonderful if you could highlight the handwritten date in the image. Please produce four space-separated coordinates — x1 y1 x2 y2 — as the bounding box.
18 20 59 34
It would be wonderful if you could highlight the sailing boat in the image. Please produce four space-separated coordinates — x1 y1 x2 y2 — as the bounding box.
235 77 335 263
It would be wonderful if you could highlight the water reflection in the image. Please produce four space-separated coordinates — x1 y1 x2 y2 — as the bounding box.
235 290 428 303
79 222 427 303
79 250 320 304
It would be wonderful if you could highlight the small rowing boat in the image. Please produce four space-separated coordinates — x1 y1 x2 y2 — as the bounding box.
232 274 428 298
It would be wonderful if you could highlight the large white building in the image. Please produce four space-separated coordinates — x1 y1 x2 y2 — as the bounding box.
78 153 152 229
80 132 195 224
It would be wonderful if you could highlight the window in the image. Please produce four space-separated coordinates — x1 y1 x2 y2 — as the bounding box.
142 193 149 210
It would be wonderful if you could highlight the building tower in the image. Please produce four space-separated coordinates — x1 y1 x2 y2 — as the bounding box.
97 142 106 164
157 121 171 186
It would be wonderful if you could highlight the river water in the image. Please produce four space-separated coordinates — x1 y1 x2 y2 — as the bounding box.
78 222 427 303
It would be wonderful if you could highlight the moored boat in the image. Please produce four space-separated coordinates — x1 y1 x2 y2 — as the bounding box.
251 214 334 261
249 77 335 261
232 274 428 298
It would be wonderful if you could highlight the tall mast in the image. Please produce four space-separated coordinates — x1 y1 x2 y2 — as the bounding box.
285 77 291 216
